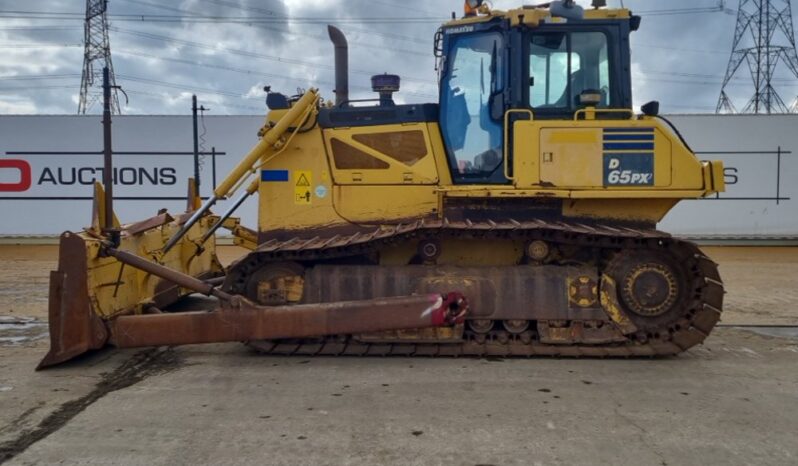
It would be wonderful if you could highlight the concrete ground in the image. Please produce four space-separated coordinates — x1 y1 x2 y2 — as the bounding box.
0 246 797 465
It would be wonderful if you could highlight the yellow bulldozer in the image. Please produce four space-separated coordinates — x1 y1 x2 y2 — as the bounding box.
39 0 726 368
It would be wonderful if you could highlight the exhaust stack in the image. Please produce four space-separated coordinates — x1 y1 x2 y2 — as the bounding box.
328 25 349 106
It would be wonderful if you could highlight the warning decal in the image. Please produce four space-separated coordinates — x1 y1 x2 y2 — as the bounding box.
294 170 312 205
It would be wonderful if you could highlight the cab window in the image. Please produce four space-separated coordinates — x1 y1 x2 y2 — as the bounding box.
530 32 611 110
440 32 505 183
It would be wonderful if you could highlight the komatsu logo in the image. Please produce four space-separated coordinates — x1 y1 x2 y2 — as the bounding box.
445 26 475 34
604 155 654 186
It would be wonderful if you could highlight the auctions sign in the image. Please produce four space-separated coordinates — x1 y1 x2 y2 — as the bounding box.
0 158 178 193
0 114 795 238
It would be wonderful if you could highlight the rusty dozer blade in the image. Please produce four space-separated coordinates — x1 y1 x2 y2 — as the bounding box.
38 207 225 369
40 233 109 369
39 231 468 369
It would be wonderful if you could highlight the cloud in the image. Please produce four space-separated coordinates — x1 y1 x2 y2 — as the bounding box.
0 0 792 115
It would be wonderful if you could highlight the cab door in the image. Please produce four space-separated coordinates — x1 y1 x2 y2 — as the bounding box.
439 29 510 185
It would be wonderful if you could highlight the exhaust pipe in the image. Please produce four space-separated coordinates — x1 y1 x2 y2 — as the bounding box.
328 25 349 106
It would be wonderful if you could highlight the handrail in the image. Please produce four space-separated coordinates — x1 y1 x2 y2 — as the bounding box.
503 109 534 181
573 107 635 121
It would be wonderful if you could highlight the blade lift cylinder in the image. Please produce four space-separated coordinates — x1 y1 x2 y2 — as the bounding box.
161 88 320 254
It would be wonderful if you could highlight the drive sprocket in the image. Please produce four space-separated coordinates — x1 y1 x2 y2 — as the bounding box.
604 248 689 332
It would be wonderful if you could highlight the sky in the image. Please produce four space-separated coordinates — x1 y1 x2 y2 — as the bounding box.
0 0 797 115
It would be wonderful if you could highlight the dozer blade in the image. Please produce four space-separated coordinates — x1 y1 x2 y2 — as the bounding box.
39 205 226 369
39 233 109 369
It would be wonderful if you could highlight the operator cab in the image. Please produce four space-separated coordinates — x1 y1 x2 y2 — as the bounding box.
439 0 639 184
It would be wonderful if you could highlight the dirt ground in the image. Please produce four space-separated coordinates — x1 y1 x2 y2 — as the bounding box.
0 245 796 465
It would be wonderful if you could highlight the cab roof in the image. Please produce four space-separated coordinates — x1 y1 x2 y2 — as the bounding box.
444 5 631 29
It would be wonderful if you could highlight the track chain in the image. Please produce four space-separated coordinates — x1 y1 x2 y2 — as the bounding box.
223 219 725 357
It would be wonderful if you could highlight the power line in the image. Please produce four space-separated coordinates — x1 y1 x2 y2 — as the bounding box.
641 69 794 83
0 25 81 31
117 74 249 99
633 1 735 16
195 0 278 17
640 76 798 88
124 89 265 113
347 0 443 16
119 0 201 16
637 7 726 16
0 73 82 80
0 43 82 48
115 0 429 48
194 0 429 43
224 22 428 56
634 42 730 55
115 49 437 99
0 85 76 92
109 26 436 85
0 10 445 24
0 86 264 114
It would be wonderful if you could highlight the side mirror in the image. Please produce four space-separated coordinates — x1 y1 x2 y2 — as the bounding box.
489 91 504 121
630 15 642 32
641 101 660 117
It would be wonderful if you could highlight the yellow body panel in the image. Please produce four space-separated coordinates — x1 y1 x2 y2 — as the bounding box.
255 110 723 234
257 130 340 234
539 128 604 188
334 186 438 224
323 123 439 185
563 199 679 224
516 119 688 191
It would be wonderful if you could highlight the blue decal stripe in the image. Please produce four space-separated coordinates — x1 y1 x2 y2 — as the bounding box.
603 134 655 141
603 143 655 151
604 127 655 133
261 169 290 182
603 152 657 157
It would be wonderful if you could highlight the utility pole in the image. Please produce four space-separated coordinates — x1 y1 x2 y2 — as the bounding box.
191 95 208 198
102 66 120 246
717 0 798 114
79 0 120 114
